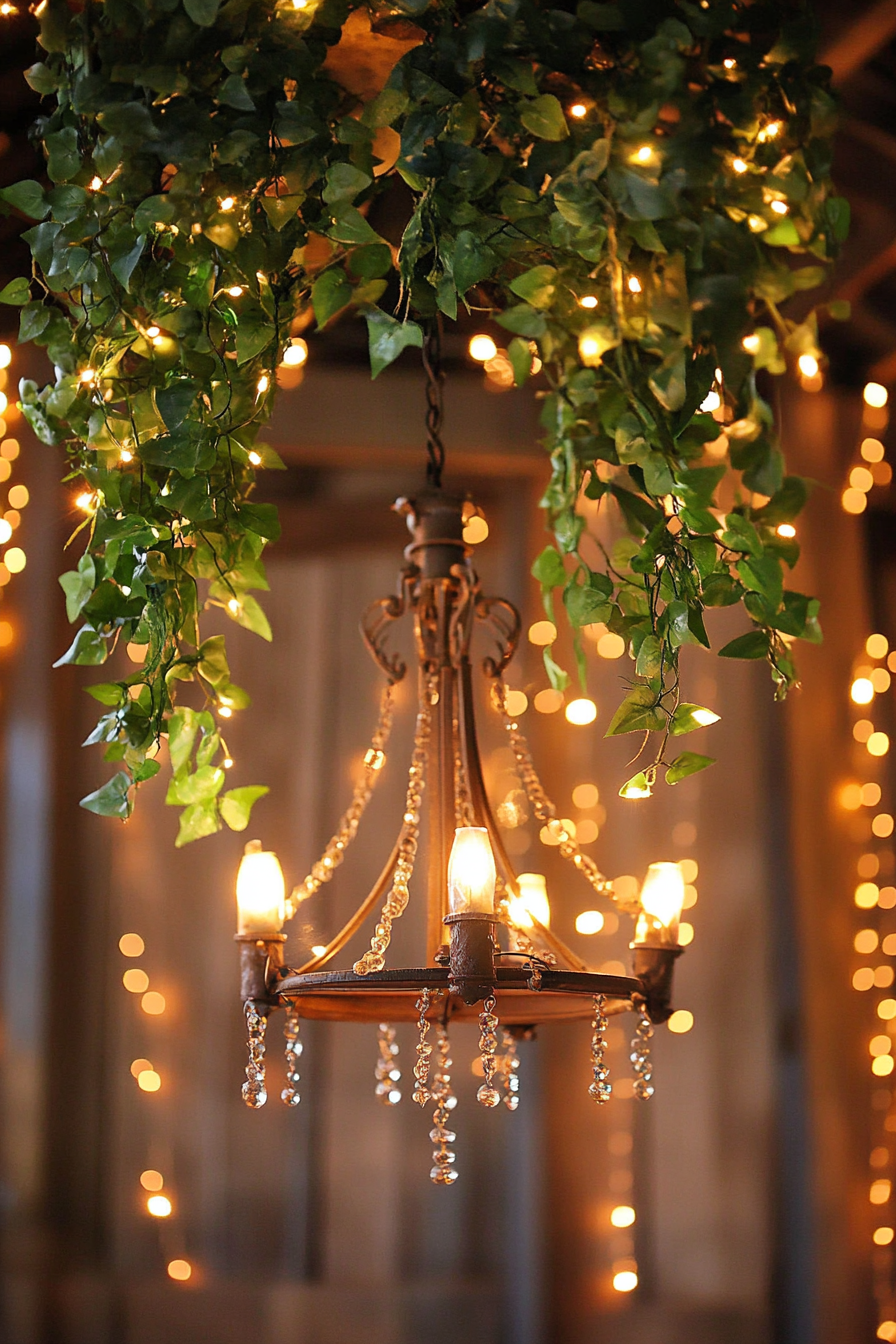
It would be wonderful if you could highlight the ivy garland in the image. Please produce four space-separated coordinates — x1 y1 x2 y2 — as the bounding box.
0 0 846 842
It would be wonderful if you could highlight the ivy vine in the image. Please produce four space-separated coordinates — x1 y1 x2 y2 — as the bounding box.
0 0 845 839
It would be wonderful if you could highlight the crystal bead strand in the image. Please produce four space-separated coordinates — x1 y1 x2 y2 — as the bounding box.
491 679 618 905
241 1001 268 1109
499 1028 520 1111
280 1006 302 1107
374 1022 401 1106
353 676 435 975
429 1027 459 1184
588 994 612 1104
285 684 395 920
477 995 501 1107
412 989 434 1106
631 1004 655 1100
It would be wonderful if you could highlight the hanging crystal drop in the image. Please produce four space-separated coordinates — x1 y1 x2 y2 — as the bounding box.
241 1001 268 1108
477 995 501 1108
588 993 612 1104
375 1022 401 1106
499 1028 521 1110
631 1003 655 1100
430 1026 459 1184
413 989 434 1106
280 1006 302 1107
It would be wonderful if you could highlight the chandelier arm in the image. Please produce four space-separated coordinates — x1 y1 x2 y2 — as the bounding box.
475 594 522 679
456 659 588 972
288 829 408 976
285 683 395 918
360 567 416 682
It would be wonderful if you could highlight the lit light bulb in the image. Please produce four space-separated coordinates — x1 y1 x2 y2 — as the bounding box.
627 276 642 294
565 697 597 726
579 295 598 309
613 1270 638 1293
747 214 767 232
219 196 235 211
579 334 602 361
865 382 888 408
256 374 270 394
842 487 868 515
758 120 781 142
723 57 737 69
769 199 788 215
168 1260 192 1281
248 450 262 466
508 872 550 929
528 620 557 646
236 840 286 935
147 1194 172 1217
634 861 685 945
291 0 308 9
79 368 96 384
281 338 308 367
691 707 720 726
0 345 11 369
852 677 875 705
75 491 95 510
447 827 496 915
776 523 796 538
569 103 587 118
798 353 819 378
120 448 133 463
227 285 244 298
731 157 748 174
575 909 604 935
633 145 653 163
469 334 497 363
610 1205 636 1227
668 1008 694 1033
700 389 721 413
742 333 760 353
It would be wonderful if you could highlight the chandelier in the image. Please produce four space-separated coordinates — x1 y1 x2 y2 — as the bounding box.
232 352 687 1186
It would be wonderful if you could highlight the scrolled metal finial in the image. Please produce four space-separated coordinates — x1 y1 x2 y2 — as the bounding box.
361 568 416 682
476 594 522 679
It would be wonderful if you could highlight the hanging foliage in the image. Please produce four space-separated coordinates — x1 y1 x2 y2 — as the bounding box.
0 0 844 837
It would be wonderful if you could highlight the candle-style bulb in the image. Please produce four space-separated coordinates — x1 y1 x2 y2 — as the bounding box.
236 839 286 936
634 862 685 946
447 827 496 915
508 872 551 928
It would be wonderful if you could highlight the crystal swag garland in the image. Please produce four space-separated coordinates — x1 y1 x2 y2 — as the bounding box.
0 0 845 839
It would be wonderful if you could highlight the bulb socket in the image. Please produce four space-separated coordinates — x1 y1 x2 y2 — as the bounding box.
235 932 286 1007
630 944 683 1024
444 912 497 1005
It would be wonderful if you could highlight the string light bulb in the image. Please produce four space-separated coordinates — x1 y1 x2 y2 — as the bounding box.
469 334 497 363
569 103 587 118
798 354 819 378
565 697 597 726
769 199 789 215
0 345 11 369
579 295 598 309
627 276 642 294
731 157 748 174
865 382 889 408
281 338 308 367
219 196 235 211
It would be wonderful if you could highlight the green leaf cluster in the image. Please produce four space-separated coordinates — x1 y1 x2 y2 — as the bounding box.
2 0 841 824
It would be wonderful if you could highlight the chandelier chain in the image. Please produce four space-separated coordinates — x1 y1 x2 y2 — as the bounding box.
280 1007 302 1107
492 678 615 902
241 1001 268 1109
430 1026 459 1184
631 1003 655 1100
476 994 501 1107
413 989 434 1106
423 322 445 489
287 683 395 919
589 994 612 1104
375 1022 401 1106
353 675 435 975
499 1029 521 1111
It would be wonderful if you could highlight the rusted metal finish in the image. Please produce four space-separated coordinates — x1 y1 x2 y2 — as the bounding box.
631 944 684 1024
236 933 286 1008
444 912 498 1005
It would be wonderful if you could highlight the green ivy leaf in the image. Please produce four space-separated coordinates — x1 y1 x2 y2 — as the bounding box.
0 180 49 220
80 771 131 819
605 687 665 736
165 764 226 806
175 800 221 847
520 95 569 142
670 703 720 735
718 630 770 659
453 230 496 293
313 269 353 328
532 545 567 589
666 752 715 785
0 277 31 306
220 785 269 831
365 309 424 378
184 0 220 24
543 645 569 692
